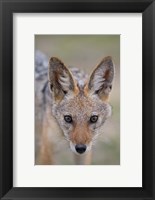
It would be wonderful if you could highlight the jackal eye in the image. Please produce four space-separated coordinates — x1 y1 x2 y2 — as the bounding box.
64 115 72 123
90 115 98 123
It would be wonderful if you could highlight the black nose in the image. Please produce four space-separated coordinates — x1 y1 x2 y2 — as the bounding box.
75 144 86 154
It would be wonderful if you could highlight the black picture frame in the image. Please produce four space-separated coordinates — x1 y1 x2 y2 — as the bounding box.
0 0 155 199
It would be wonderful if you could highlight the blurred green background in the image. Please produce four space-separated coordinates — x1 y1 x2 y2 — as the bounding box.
35 35 120 165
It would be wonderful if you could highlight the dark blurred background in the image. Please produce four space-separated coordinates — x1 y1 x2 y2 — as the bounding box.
35 35 120 165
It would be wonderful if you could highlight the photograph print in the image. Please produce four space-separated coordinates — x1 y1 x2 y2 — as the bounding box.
35 35 120 165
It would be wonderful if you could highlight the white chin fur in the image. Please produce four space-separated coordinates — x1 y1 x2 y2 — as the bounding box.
69 142 92 155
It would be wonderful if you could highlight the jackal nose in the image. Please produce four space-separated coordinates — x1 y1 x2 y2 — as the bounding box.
75 144 86 154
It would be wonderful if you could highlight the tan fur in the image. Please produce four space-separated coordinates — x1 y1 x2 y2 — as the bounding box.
38 134 53 165
70 123 92 144
37 113 53 165
37 56 114 165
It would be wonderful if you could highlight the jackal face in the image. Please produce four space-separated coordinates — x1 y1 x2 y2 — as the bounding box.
48 56 114 155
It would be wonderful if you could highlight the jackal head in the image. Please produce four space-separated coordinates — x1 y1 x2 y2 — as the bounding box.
48 56 114 155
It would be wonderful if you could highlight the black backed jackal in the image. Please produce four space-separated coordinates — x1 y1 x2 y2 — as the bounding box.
35 51 115 165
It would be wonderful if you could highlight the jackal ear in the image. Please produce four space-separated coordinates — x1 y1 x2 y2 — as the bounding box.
87 56 115 101
48 57 77 102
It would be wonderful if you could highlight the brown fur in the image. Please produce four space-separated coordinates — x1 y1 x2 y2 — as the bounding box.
38 113 53 164
70 123 92 144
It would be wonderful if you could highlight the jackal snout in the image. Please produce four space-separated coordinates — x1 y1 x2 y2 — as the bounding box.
69 123 92 154
70 140 92 155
